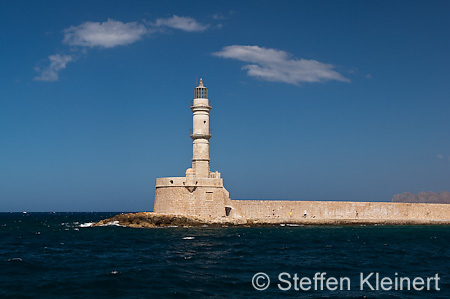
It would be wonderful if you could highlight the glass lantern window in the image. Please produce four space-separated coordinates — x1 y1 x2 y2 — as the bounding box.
195 88 208 99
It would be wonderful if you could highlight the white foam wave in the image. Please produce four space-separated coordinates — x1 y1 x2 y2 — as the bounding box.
99 221 125 227
183 236 195 240
79 222 94 228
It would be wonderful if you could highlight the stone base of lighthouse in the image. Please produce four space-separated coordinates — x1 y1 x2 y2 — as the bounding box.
153 171 235 218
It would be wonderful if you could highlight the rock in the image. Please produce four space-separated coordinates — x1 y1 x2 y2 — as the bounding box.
92 213 208 228
93 212 450 228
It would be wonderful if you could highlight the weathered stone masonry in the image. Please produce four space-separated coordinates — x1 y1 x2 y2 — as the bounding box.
154 79 234 218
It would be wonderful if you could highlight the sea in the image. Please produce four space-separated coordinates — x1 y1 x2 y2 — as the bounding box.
1 212 449 298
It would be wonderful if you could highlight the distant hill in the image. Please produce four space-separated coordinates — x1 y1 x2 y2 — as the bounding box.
392 191 450 204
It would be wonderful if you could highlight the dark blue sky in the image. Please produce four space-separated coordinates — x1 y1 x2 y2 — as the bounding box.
1 1 450 211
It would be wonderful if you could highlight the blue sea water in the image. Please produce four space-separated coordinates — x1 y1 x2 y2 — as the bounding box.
1 213 449 298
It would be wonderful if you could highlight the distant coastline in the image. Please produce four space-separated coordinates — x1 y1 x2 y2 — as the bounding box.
392 191 450 204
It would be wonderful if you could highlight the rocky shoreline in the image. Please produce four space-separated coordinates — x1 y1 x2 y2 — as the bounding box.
93 212 450 228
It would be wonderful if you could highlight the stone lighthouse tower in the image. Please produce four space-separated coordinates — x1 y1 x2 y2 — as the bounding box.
191 78 211 178
153 79 234 218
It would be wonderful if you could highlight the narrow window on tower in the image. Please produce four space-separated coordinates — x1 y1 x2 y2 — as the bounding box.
206 192 213 201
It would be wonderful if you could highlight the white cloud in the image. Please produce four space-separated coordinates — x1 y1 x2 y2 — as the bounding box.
212 13 226 20
35 16 212 82
213 45 350 85
63 19 148 48
34 54 74 81
155 15 209 32
211 11 234 20
436 154 450 162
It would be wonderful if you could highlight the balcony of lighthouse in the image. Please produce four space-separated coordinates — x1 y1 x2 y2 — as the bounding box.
189 128 212 140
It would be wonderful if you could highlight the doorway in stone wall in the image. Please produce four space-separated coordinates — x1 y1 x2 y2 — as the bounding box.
225 206 232 216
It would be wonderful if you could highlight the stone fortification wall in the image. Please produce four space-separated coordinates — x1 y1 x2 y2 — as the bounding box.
231 200 450 220
154 177 233 218
154 178 450 221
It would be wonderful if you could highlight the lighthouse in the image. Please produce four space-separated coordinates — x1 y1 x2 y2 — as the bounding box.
190 78 211 178
154 78 233 217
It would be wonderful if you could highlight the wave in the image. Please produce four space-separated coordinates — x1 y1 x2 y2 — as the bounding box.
79 222 94 228
98 221 125 227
